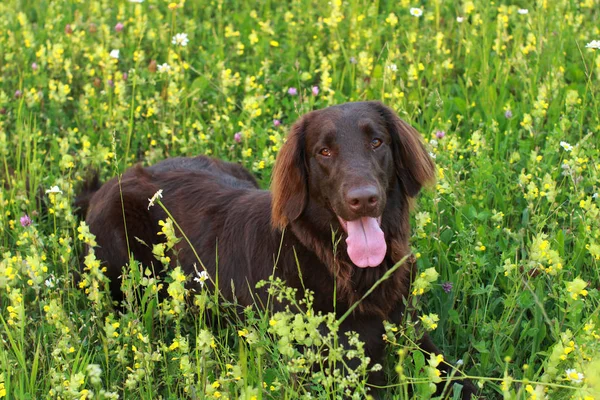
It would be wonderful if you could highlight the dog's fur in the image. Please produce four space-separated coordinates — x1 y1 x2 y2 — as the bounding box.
78 101 476 398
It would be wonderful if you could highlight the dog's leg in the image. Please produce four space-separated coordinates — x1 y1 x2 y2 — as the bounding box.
335 315 387 398
418 333 479 399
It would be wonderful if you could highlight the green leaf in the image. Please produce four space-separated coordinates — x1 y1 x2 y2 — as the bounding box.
473 340 490 354
413 349 425 372
518 291 534 308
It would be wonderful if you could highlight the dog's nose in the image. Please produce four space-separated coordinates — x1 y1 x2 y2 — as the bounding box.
346 185 379 214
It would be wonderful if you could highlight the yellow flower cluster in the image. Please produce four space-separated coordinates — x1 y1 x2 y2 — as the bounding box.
527 233 563 275
412 268 439 296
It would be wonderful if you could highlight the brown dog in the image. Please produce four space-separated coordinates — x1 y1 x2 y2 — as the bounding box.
78 101 476 398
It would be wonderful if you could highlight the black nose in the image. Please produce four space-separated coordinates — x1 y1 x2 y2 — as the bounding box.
346 185 379 214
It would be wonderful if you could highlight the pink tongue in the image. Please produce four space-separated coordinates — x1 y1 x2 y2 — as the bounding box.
345 217 387 268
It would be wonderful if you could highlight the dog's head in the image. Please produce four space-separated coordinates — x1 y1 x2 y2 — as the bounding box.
271 101 435 268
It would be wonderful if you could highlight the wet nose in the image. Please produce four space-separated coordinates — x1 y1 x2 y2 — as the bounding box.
346 185 379 214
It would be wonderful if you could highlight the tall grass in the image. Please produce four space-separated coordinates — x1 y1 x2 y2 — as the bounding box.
0 0 599 398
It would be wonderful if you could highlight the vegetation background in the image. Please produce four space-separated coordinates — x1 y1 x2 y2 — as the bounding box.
0 0 599 398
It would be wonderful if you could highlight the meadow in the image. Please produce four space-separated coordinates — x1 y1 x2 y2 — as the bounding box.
1 0 599 398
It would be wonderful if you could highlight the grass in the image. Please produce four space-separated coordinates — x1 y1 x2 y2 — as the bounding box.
1 0 599 398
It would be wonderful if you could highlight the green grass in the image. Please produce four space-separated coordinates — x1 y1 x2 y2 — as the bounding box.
1 0 600 398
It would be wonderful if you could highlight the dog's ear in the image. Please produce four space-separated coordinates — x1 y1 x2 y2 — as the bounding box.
372 102 435 197
271 116 308 229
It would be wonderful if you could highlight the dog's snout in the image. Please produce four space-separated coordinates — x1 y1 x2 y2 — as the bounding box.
346 185 379 214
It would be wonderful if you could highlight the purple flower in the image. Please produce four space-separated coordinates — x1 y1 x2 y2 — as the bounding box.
312 86 319 96
32 62 39 71
14 90 22 99
234 132 242 143
505 110 513 119
442 282 453 293
122 72 128 81
287 87 298 96
435 130 446 139
115 22 124 32
20 214 32 227
107 79 114 87
273 119 281 127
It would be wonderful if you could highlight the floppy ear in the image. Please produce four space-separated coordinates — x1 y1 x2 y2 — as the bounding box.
271 116 308 229
371 102 435 197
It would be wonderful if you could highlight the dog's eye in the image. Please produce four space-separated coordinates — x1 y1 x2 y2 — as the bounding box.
319 148 331 157
371 138 383 149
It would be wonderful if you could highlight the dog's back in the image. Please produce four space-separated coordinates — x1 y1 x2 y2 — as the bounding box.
147 156 259 190
75 156 258 219
75 155 260 300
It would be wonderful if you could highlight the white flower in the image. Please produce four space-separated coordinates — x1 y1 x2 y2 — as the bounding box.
45 185 63 194
456 16 464 23
194 270 209 287
430 139 438 148
109 49 120 59
128 0 144 2
586 40 600 49
387 63 398 72
147 189 163 209
456 359 464 366
518 9 529 14
371 363 383 372
410 8 423 17
171 33 189 47
560 141 573 151
428 152 437 159
157 63 171 73
45 277 55 288
565 369 584 384
593 193 599 199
